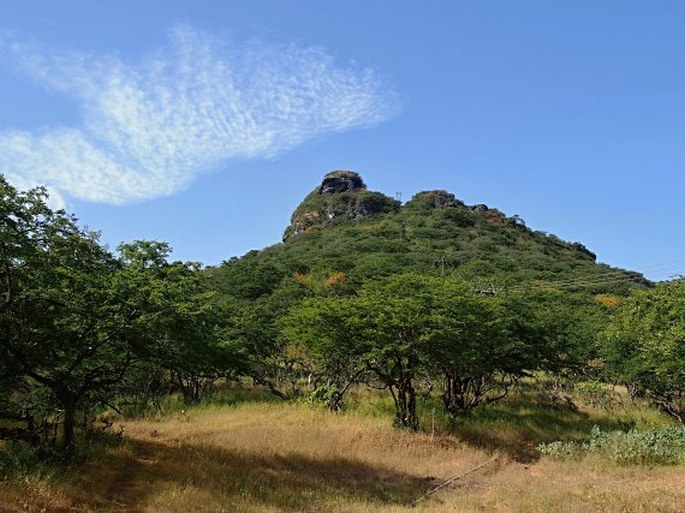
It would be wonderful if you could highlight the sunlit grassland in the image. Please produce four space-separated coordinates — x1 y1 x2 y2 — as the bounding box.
1 386 684 513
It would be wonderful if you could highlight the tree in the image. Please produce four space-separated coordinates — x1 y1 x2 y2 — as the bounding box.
1 177 132 451
347 275 440 429
280 295 366 410
283 274 444 428
116 241 245 404
603 280 685 422
426 285 518 419
0 176 240 453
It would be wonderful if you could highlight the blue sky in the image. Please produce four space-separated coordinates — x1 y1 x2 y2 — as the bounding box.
1 1 684 281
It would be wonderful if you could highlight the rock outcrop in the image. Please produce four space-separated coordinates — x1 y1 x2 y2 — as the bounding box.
405 190 462 210
284 171 601 264
283 171 399 241
319 170 367 194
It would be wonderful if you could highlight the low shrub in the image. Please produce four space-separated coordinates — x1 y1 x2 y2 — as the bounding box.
0 441 41 477
537 425 685 465
536 440 581 460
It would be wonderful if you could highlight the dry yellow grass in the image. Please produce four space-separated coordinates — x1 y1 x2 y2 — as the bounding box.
1 400 684 512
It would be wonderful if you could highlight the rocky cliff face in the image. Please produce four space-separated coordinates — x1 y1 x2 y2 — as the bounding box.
283 171 400 240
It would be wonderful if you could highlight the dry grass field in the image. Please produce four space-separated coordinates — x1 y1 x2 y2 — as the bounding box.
1 392 684 513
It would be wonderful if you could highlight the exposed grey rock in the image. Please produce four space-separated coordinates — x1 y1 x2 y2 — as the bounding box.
319 170 366 194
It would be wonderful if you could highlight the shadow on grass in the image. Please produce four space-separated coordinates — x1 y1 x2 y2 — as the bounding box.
348 389 629 463
38 434 434 512
114 383 285 421
448 396 629 463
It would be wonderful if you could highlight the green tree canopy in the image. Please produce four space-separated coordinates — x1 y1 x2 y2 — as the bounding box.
283 274 551 427
0 176 242 452
603 279 685 422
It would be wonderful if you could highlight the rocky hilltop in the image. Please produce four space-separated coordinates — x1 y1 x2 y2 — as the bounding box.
319 170 366 194
213 169 649 305
284 171 598 260
283 171 520 241
283 171 400 240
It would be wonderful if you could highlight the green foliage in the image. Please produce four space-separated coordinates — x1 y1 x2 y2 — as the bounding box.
212 183 642 309
603 279 685 422
282 274 566 427
0 440 42 475
283 274 465 425
1 168 652 458
0 175 243 453
208 178 646 428
535 440 582 460
537 425 685 465
1 176 127 450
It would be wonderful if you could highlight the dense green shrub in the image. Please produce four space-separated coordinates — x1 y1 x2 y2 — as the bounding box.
537 425 685 465
603 279 685 422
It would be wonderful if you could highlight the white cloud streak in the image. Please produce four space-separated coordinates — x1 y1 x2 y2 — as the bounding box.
0 26 398 204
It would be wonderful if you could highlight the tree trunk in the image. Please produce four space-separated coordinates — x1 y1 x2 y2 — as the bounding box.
442 373 478 420
443 373 464 418
393 376 419 430
62 397 76 456
406 381 418 430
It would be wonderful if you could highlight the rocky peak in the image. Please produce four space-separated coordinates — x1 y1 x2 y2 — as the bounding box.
283 170 399 241
319 170 367 194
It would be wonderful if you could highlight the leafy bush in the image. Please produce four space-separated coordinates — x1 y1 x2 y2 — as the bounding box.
537 425 685 465
536 440 582 460
574 381 623 411
0 441 40 475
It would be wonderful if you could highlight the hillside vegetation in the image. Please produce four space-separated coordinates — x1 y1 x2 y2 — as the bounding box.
1 170 683 512
214 171 644 299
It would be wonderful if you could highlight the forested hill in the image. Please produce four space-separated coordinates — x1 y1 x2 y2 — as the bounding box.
209 170 648 299
2 170 680 473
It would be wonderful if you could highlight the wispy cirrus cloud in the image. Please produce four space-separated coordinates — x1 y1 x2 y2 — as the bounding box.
0 26 398 206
